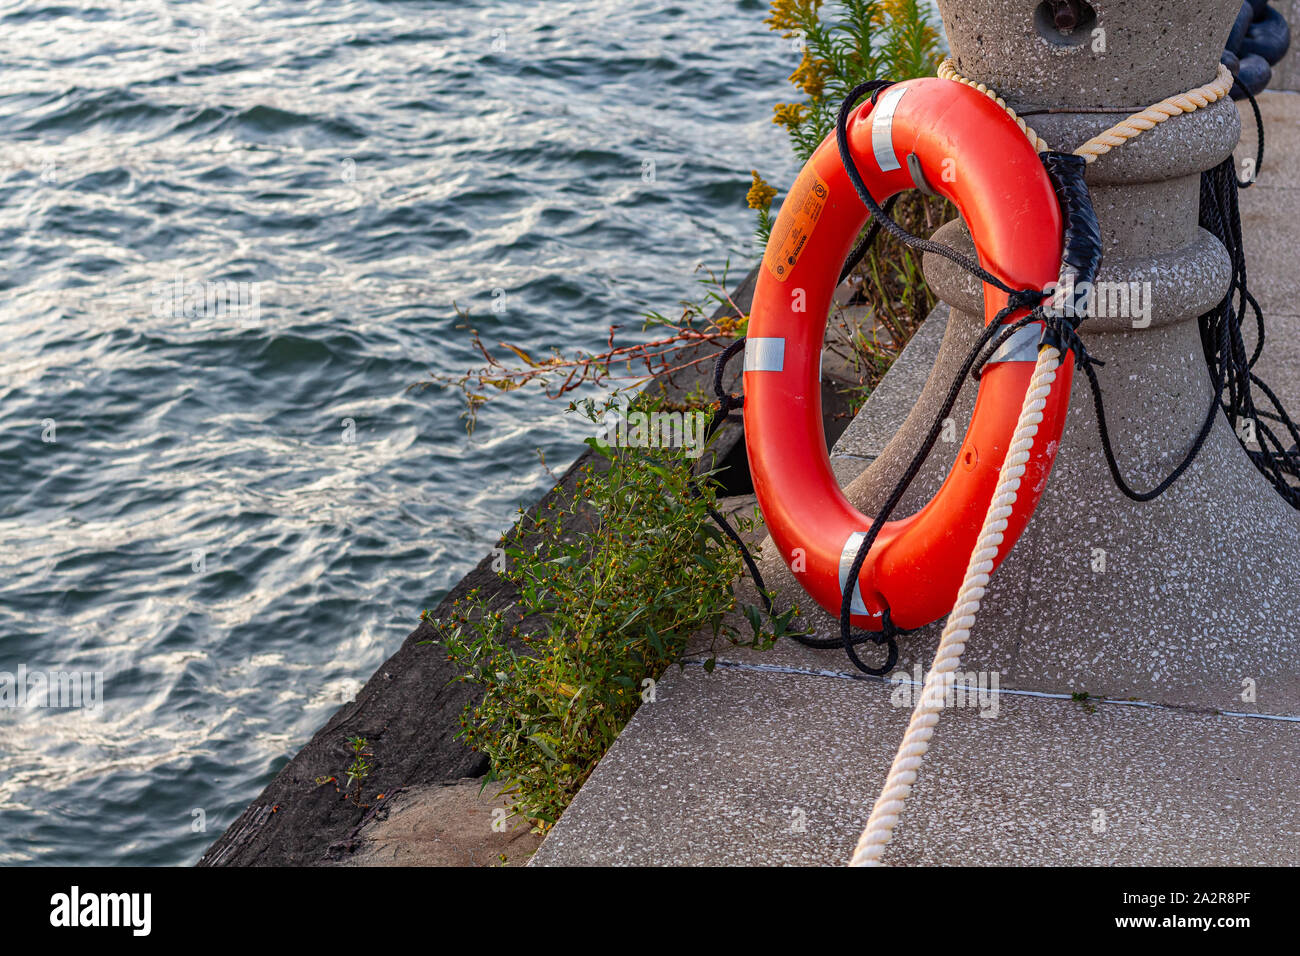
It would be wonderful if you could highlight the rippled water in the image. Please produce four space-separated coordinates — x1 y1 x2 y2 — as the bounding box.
0 0 825 864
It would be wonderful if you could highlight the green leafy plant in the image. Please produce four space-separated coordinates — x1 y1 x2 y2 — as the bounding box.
344 735 373 793
436 395 795 830
766 0 944 165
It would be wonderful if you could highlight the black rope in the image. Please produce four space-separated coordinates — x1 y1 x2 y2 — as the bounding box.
709 338 746 424
838 194 900 286
1078 318 1223 502
696 79 1055 677
833 81 1041 303
699 304 1040 676
1235 86 1264 190
1197 97 1300 507
1077 93 1299 506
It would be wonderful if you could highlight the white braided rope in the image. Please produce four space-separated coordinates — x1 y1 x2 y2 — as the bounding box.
937 58 1234 162
849 346 1061 867
1072 64 1233 161
846 59 1235 868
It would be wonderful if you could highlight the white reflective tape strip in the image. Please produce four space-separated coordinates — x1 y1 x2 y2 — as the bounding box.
983 324 1042 367
838 532 871 616
744 337 785 372
870 86 908 173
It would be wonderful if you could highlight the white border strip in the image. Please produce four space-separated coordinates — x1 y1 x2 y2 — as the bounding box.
871 86 908 173
838 532 873 617
744 337 785 373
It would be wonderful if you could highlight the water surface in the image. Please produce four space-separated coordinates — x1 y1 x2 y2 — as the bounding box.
0 0 812 864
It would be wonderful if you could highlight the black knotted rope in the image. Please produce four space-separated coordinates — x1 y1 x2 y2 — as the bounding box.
1075 87 1299 507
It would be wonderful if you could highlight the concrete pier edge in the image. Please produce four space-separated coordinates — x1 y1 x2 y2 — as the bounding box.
199 263 877 865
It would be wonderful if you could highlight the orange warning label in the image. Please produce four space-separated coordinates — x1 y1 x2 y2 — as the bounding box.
764 167 829 282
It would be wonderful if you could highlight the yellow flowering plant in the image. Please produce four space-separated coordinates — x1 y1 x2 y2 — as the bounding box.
747 169 780 246
768 0 941 159
754 0 943 244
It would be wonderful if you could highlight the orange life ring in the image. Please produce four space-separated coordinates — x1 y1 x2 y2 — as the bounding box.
743 77 1075 632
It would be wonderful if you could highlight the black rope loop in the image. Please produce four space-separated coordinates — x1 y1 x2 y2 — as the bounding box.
833 79 1044 306
708 336 747 429
698 334 908 663
831 301 1028 674
842 603 901 677
1235 85 1264 190
693 340 819 642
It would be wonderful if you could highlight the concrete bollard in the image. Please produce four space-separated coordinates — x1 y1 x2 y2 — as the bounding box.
821 0 1300 715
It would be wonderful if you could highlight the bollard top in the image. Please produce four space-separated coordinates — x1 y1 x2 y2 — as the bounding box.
935 0 1242 109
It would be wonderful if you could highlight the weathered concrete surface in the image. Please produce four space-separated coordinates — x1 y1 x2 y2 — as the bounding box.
937 0 1234 105
531 665 1300 867
1239 90 1300 320
533 70 1300 864
327 780 541 867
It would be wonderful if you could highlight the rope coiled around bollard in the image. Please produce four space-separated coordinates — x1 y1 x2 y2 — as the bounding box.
850 62 1248 866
